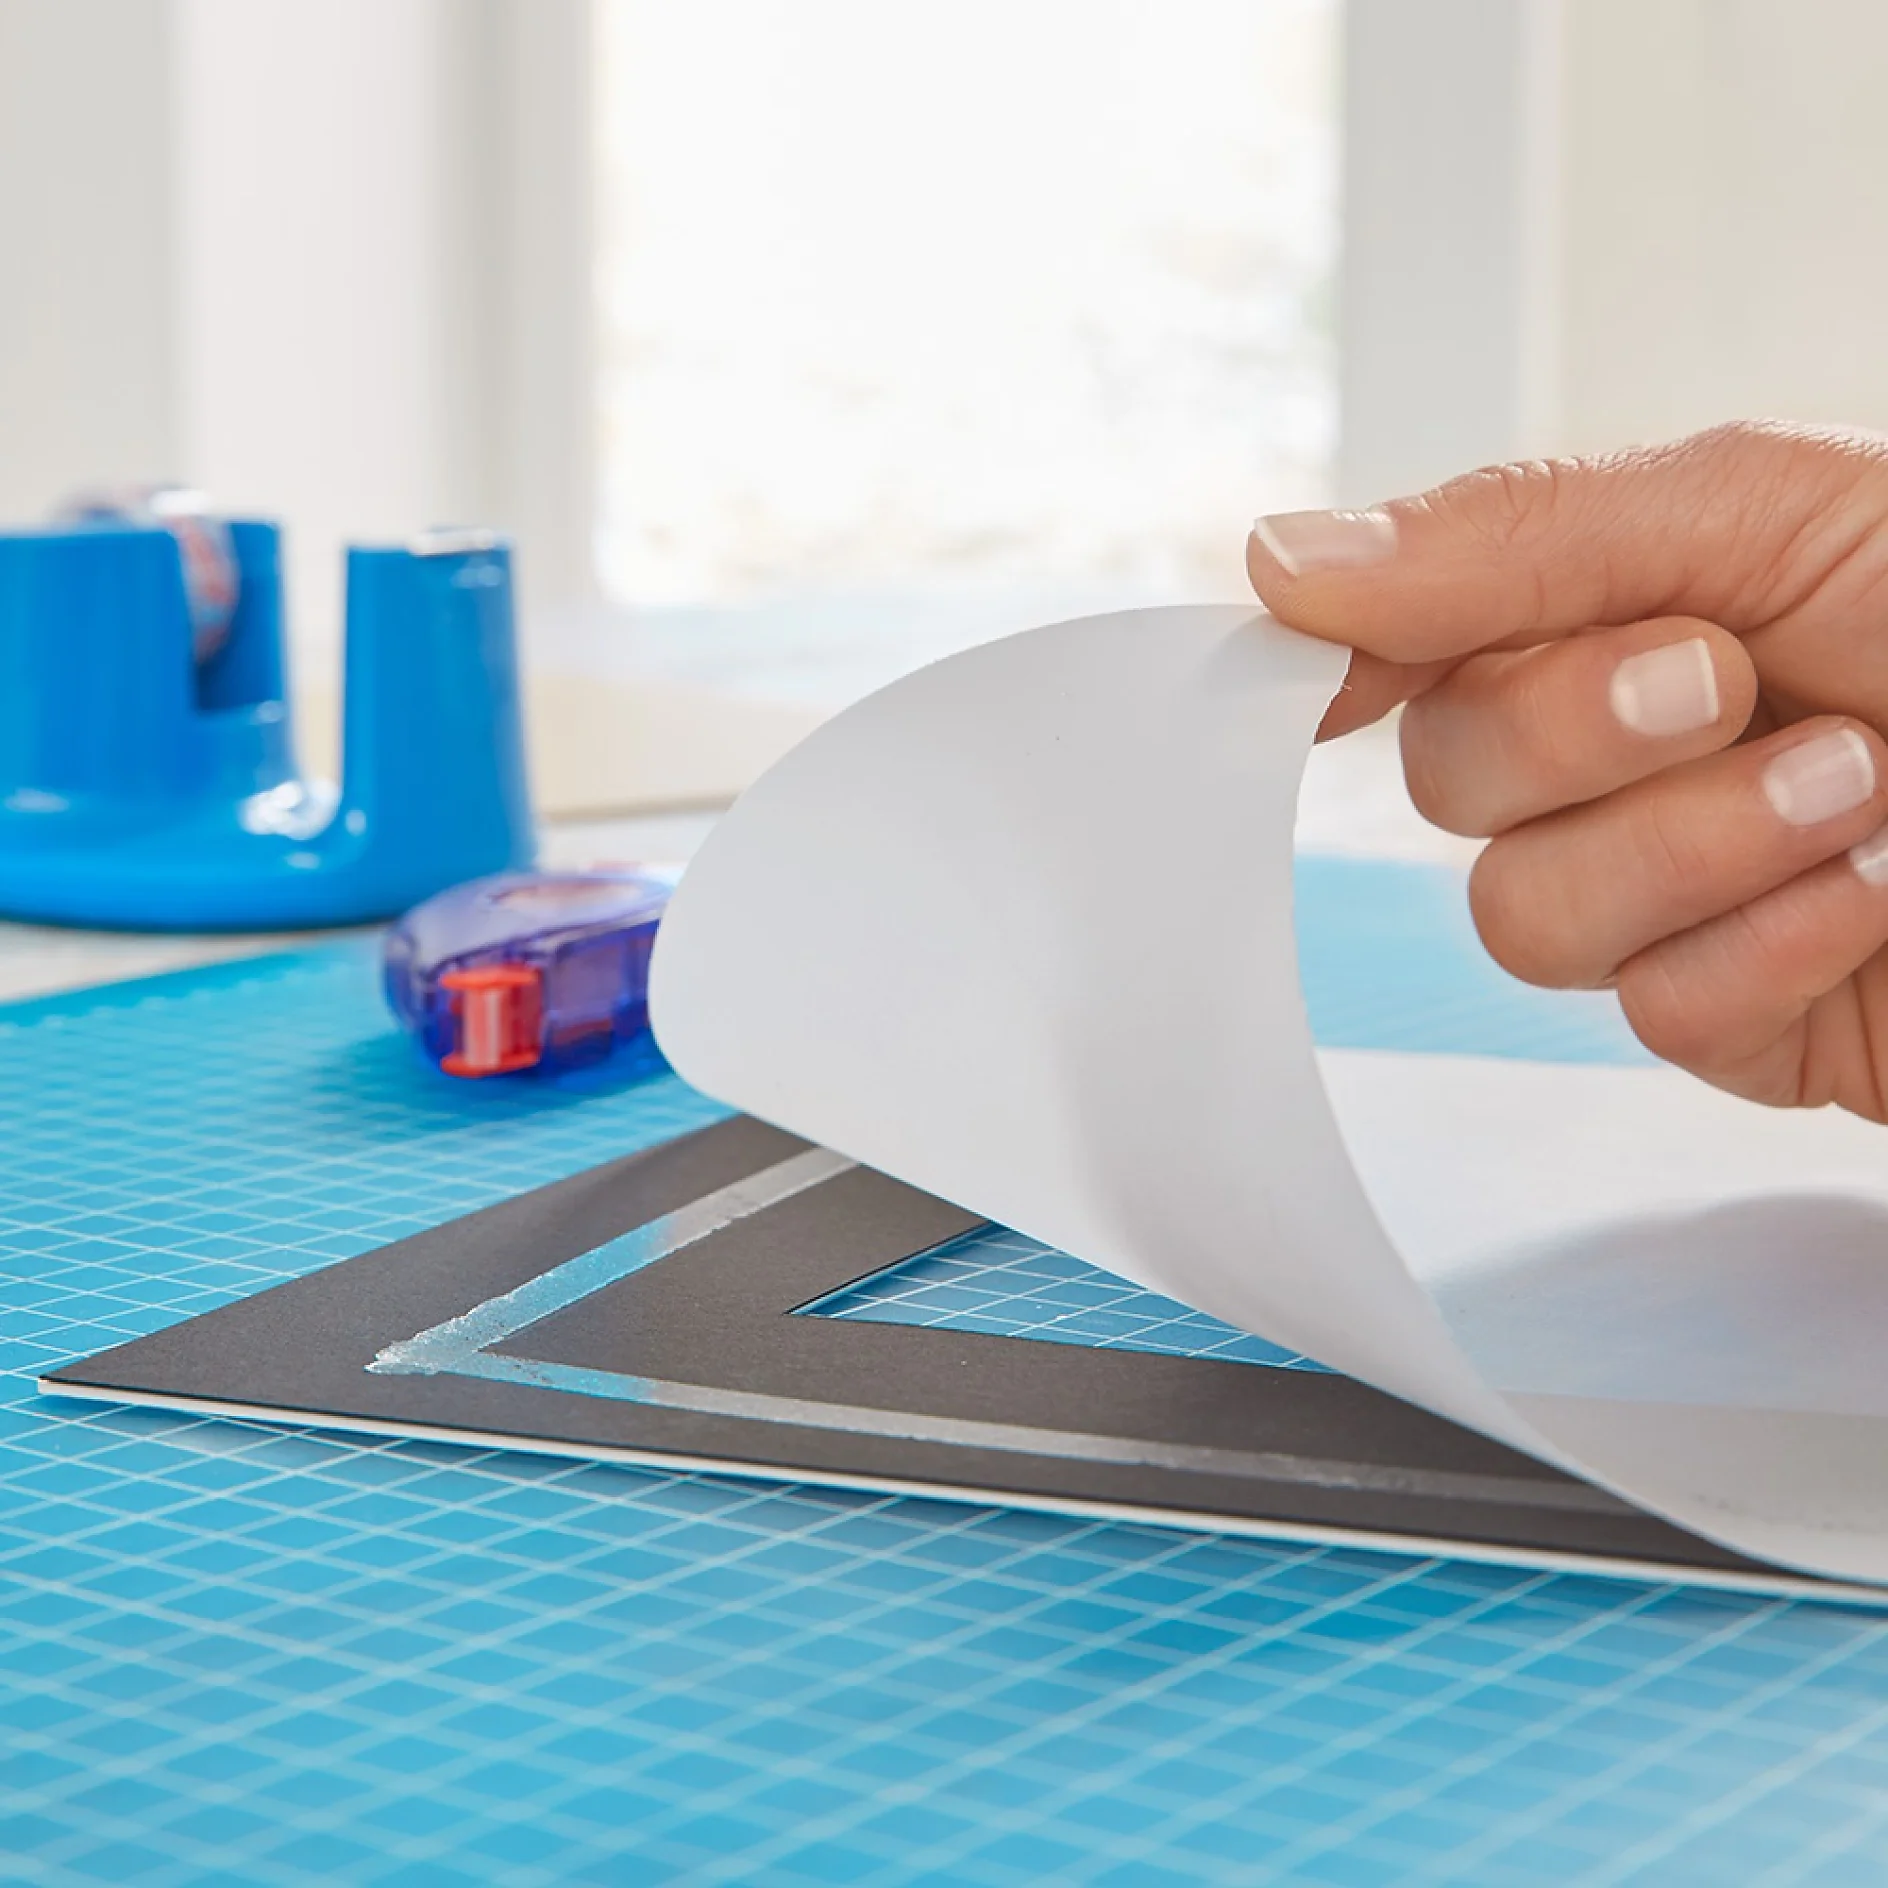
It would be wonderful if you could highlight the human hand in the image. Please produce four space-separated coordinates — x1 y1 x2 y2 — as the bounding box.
1247 422 1888 1120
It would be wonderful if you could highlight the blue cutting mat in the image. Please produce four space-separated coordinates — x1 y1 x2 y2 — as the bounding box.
802 1225 1334 1371
6 856 1888 1888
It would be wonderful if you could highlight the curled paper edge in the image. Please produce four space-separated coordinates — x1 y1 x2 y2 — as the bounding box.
650 605 1888 1585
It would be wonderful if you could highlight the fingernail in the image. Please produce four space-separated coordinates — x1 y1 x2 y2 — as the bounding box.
1762 727 1876 826
1851 824 1888 886
1609 637 1719 738
1252 508 1397 577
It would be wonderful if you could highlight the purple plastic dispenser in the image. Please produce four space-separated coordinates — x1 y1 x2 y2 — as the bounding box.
383 867 676 1077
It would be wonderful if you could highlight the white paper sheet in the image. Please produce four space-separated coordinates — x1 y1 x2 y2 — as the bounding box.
649 606 1888 1583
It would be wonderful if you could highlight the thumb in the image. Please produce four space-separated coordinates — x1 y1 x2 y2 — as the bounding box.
1248 421 1888 666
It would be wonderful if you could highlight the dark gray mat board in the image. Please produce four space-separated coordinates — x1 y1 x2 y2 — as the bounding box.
42 1115 1804 1588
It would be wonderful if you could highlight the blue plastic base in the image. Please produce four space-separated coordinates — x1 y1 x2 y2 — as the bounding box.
0 801 537 933
0 523 535 930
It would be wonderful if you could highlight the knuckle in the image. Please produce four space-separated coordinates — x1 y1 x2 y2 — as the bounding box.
1615 952 1721 1071
1675 423 1888 621
1399 696 1513 837
1398 701 1481 835
1618 890 1822 1098
1678 421 1860 511
1501 648 1587 784
1683 416 1858 470
1400 647 1588 839
1686 417 1799 461
1425 458 1573 559
1616 898 1804 1088
1468 843 1590 987
1624 787 1713 895
1417 457 1592 632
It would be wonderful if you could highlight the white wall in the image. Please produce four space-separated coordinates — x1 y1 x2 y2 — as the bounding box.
0 0 592 688
1341 0 1888 504
175 0 470 683
1556 0 1888 452
1338 0 1560 504
0 0 180 514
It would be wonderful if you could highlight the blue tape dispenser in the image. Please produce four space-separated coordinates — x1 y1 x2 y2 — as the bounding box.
0 504 534 931
383 866 678 1078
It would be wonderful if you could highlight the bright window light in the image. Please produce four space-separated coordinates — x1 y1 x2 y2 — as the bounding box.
595 0 1337 703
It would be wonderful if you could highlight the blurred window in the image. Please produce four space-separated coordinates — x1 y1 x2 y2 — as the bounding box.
594 0 1337 706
